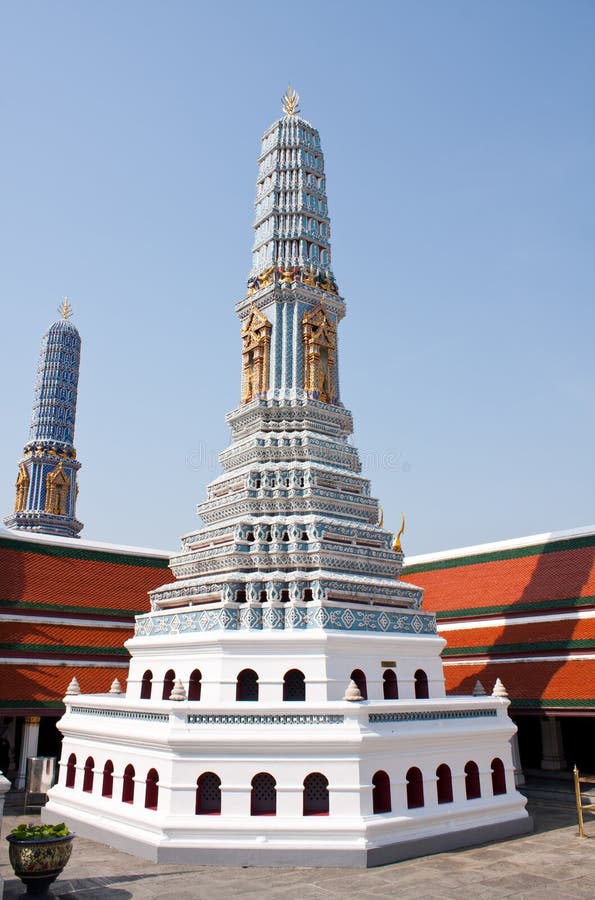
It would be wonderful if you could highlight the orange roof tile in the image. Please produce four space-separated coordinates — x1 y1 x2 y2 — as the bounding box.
3 622 133 651
442 616 595 652
0 545 174 614
444 658 595 706
0 664 129 705
404 542 595 616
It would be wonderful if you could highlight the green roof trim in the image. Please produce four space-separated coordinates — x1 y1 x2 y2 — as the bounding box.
0 643 129 657
443 638 595 657
511 698 595 709
0 536 170 569
403 533 595 576
0 700 65 710
0 599 141 618
434 595 595 620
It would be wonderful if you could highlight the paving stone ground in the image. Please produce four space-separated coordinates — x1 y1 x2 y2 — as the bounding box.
1 799 593 899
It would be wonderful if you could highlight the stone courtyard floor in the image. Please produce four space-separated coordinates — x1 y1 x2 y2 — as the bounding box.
1 799 594 899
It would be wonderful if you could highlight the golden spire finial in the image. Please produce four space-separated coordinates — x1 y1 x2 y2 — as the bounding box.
282 85 300 117
393 513 406 553
59 297 73 320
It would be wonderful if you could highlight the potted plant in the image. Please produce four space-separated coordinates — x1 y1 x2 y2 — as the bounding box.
6 821 74 897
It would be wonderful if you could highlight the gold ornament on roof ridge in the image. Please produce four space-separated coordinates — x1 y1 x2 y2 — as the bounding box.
393 513 405 553
282 85 300 117
59 297 73 320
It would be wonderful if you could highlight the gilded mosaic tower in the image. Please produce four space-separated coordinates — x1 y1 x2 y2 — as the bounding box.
149 87 419 617
5 300 83 538
44 91 529 868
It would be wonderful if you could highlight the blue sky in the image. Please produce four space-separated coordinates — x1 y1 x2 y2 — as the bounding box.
1 1 593 554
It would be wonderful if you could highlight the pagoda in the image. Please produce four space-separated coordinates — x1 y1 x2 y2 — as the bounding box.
44 91 530 866
4 300 83 538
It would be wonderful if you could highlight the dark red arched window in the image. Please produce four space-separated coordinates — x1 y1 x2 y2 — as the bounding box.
250 773 276 815
283 669 306 701
414 669 429 699
406 766 424 808
122 764 135 804
382 669 398 699
303 772 329 816
65 753 76 788
140 669 153 700
162 669 175 700
350 669 368 700
145 768 159 810
188 669 202 701
465 761 481 799
196 772 222 815
436 763 453 804
83 756 94 793
102 760 114 798
491 757 506 795
236 668 259 701
372 770 391 814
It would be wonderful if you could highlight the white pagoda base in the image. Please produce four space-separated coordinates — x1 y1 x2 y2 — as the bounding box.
44 605 531 867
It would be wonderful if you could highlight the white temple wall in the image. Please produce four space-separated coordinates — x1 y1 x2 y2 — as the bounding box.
51 696 518 826
124 630 446 703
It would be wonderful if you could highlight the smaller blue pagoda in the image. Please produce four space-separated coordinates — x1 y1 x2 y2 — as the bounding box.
5 299 83 538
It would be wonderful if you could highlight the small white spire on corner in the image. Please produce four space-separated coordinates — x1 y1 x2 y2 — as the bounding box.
109 678 122 694
472 680 486 696
169 678 187 701
65 676 80 696
492 677 508 698
343 679 363 702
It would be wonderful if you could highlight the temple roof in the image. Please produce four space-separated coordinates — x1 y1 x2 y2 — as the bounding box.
0 529 175 713
402 526 595 711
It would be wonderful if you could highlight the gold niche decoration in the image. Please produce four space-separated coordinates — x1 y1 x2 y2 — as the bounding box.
241 304 272 404
302 264 317 287
44 461 70 517
302 300 336 404
281 85 300 117
393 513 406 553
59 297 73 320
14 464 30 512
247 265 275 296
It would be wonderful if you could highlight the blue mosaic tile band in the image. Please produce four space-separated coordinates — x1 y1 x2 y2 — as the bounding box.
369 709 498 723
135 604 437 638
70 707 169 722
187 714 344 725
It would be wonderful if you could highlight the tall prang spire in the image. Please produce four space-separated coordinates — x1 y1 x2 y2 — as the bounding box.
241 91 344 407
4 300 83 538
148 94 422 619
248 88 337 292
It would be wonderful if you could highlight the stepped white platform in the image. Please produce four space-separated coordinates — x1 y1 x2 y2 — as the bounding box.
43 601 530 866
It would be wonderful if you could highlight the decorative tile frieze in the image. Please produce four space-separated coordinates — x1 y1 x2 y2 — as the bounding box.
70 707 169 722
368 709 498 723
135 604 436 637
187 713 344 725
169 547 402 580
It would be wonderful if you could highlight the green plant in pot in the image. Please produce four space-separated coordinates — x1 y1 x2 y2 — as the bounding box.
6 822 75 897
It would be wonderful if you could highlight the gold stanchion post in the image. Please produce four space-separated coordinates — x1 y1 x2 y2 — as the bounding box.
574 764 585 837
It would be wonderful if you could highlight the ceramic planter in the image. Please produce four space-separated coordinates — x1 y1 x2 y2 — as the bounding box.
6 832 74 897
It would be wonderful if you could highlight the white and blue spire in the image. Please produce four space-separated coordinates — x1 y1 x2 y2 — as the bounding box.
240 89 344 406
5 299 83 538
249 87 335 285
148 92 422 616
